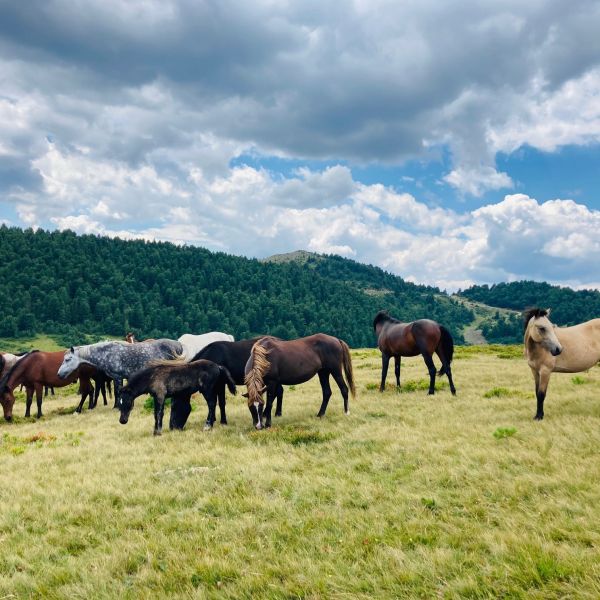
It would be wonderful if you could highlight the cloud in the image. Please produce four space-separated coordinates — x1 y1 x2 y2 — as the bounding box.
27 144 599 290
0 1 599 287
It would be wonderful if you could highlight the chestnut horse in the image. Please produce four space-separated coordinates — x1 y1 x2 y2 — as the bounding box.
0 350 96 420
373 311 456 396
524 307 600 420
244 334 355 430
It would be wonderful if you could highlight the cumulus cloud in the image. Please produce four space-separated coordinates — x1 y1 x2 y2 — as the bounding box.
0 1 599 287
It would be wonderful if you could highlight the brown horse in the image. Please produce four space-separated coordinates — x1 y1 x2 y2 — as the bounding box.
373 311 456 395
0 350 96 420
244 334 355 430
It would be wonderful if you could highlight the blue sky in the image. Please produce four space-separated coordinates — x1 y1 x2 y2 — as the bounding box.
1 1 599 290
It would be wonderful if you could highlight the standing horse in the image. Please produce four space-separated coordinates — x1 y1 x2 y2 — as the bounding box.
244 334 355 430
178 332 234 362
57 339 183 406
524 308 600 420
373 311 456 395
0 351 96 420
118 360 236 435
189 338 285 427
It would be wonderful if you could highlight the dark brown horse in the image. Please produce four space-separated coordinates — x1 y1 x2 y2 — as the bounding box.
373 311 456 396
244 334 355 430
0 350 96 420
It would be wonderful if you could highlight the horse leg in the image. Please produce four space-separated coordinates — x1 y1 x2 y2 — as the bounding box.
202 390 218 431
25 387 33 418
275 384 284 417
153 395 165 435
534 367 551 420
217 380 227 425
113 379 122 409
394 356 401 388
35 384 43 418
107 379 113 401
316 370 333 417
379 353 390 392
263 384 277 428
75 390 87 413
331 369 350 415
421 351 437 395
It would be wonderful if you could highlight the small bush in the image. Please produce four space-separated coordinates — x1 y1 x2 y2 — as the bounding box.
571 376 590 385
484 387 512 398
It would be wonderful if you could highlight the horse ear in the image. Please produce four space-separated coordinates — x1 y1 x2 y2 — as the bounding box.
242 392 249 398
546 308 551 316
70 347 74 353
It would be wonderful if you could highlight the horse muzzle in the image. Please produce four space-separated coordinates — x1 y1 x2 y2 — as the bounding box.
551 346 562 356
119 413 129 425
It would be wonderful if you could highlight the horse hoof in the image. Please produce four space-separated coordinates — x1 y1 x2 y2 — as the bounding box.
534 415 544 421
153 429 162 436
203 424 213 431
345 410 350 415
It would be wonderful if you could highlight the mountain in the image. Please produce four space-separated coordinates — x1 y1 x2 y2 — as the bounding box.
0 227 474 347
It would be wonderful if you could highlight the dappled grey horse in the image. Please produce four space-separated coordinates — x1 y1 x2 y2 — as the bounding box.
57 339 183 407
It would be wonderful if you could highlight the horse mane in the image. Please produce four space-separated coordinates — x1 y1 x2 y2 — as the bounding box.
244 340 271 405
523 307 549 332
373 310 401 331
0 350 39 394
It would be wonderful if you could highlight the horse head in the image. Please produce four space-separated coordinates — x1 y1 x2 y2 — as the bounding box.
525 308 562 357
57 347 82 379
0 389 14 421
118 385 136 425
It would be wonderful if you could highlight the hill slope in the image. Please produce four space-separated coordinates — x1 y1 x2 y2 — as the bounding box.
0 227 473 347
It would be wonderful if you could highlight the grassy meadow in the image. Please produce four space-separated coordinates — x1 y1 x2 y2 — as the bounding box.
1 345 599 598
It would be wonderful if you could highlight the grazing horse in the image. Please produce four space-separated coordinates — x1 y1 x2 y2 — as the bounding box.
178 332 234 362
118 360 236 435
373 311 456 396
244 334 355 430
524 308 600 420
0 351 96 420
189 338 285 427
57 339 183 405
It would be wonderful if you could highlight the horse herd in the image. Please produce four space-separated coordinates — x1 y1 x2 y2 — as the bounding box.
0 308 598 435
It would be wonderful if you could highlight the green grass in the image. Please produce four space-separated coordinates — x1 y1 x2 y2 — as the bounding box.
0 348 599 598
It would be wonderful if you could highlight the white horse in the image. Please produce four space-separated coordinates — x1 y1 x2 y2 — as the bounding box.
178 332 234 362
524 308 600 420
0 352 27 378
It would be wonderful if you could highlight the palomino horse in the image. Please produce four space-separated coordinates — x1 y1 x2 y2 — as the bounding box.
373 311 456 395
118 360 236 435
244 334 355 430
58 339 183 406
189 338 285 427
178 332 234 362
0 351 96 420
524 308 600 420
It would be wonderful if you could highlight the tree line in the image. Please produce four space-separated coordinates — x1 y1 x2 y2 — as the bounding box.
0 226 474 347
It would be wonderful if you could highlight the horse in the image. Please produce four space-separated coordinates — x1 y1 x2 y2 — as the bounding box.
244 334 355 430
189 338 285 427
1 352 27 378
0 350 96 420
524 308 600 420
118 360 237 435
57 339 183 406
373 310 456 396
125 332 136 343
178 332 234 362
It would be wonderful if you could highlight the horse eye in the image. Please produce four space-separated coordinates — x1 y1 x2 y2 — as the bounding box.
538 327 546 333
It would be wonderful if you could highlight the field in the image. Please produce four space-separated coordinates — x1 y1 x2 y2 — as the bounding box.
1 346 599 598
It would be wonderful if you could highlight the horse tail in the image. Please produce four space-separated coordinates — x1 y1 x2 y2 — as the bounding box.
437 326 454 375
339 339 356 399
244 341 270 407
218 365 237 396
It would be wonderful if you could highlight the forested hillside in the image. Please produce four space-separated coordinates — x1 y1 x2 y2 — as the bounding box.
0 226 473 347
460 281 600 326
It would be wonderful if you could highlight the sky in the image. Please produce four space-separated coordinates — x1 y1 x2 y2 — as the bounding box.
1 0 600 291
